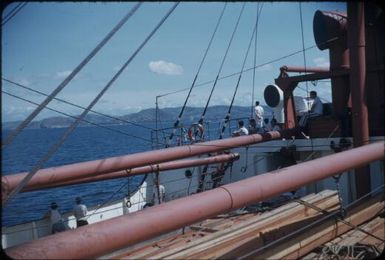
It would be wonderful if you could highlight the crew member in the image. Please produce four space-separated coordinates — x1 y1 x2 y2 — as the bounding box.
73 197 88 227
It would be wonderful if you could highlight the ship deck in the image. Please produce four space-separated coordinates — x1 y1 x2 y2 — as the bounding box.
103 189 384 259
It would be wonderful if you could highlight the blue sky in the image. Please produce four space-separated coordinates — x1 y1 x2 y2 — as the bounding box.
2 1 346 122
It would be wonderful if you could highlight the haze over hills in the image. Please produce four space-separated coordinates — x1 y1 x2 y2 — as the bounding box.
2 105 272 130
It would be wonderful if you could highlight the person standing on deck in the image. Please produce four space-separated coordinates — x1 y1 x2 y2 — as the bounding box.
254 101 264 131
73 197 88 227
47 202 66 234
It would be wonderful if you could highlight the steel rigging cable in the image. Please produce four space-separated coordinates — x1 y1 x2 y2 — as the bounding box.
1 2 28 26
251 3 263 118
1 90 155 144
2 77 155 131
2 2 142 148
154 37 339 111
219 4 261 139
194 38 337 91
238 184 385 259
299 2 310 99
167 2 228 145
3 2 180 206
198 3 246 126
2 2 24 21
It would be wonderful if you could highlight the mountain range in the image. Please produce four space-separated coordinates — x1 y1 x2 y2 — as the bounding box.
2 105 272 130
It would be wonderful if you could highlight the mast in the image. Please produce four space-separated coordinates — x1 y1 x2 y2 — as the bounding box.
347 2 370 198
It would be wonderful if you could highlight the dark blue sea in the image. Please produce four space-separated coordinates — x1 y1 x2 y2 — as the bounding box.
1 124 156 227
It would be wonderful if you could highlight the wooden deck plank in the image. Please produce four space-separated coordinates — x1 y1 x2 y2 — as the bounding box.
158 191 339 259
300 216 384 259
112 190 340 259
253 195 384 259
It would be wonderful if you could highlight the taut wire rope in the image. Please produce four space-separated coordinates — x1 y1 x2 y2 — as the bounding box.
219 4 261 139
251 3 263 118
2 3 142 148
167 3 228 145
3 2 179 206
198 3 246 125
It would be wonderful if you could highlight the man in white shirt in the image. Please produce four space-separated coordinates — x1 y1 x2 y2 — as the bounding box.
73 197 88 227
254 101 264 130
309 91 323 115
47 202 66 234
232 120 249 136
299 91 323 126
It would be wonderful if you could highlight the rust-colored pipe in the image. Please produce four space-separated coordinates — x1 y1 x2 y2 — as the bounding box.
313 10 350 118
6 141 384 259
348 2 369 146
2 130 292 199
280 65 330 73
348 2 370 198
15 153 240 191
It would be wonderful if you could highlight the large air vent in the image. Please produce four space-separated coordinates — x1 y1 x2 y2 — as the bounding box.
313 10 347 50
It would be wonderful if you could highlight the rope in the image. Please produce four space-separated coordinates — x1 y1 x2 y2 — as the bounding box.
299 3 310 100
7 75 336 148
294 198 385 243
154 37 339 103
198 164 210 193
298 3 320 156
5 174 149 233
155 172 161 204
240 146 249 173
168 3 227 144
238 184 385 259
251 3 263 118
2 77 155 131
126 173 132 208
86 181 129 221
3 3 179 206
1 90 156 144
333 173 346 217
2 2 28 26
2 2 25 21
2 3 142 148
219 3 259 139
156 104 169 147
199 3 246 124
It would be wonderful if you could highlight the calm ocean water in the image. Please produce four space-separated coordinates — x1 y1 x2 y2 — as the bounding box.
2 124 155 227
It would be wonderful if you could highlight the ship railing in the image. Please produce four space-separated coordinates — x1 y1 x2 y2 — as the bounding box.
150 117 252 149
1 182 147 249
